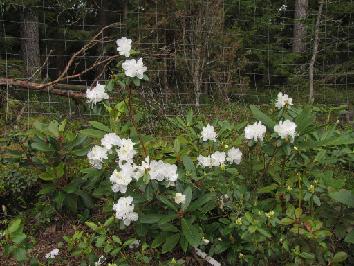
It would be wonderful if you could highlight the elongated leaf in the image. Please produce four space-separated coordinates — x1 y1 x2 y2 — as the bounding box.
31 141 53 152
162 234 180 253
89 121 111 132
189 193 216 212
182 186 193 211
257 184 278 194
80 129 105 139
329 189 354 207
181 218 202 247
139 214 162 224
250 105 275 129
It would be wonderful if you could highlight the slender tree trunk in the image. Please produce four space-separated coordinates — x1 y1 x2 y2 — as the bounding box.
21 8 40 79
293 0 308 53
309 1 324 103
96 0 109 79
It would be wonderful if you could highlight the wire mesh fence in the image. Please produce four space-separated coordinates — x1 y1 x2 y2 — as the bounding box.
0 0 353 124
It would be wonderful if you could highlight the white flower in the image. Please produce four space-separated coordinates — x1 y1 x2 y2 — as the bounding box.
226 147 242 164
278 4 287 12
117 138 136 164
174 193 186 204
122 58 147 79
87 145 109 169
113 196 138 226
149 160 178 183
197 155 212 168
202 237 210 245
275 92 293 109
134 156 150 180
86 82 109 105
201 124 217 142
116 37 132 57
210 151 226 167
101 133 121 151
45 248 59 259
244 121 267 142
129 240 140 249
194 248 221 266
95 256 106 266
110 164 134 193
274 120 297 141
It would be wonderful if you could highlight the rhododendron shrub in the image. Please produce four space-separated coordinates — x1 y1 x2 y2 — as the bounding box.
79 37 353 265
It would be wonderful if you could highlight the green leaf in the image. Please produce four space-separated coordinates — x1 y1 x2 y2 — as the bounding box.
257 184 278 194
188 193 216 212
157 195 178 211
332 251 347 263
182 186 193 211
89 121 111 132
250 105 275 129
159 223 179 232
151 234 165 248
31 141 53 152
280 218 295 225
162 233 180 253
182 156 195 173
80 129 105 139
329 189 354 207
7 218 22 234
85 221 98 231
181 218 202 247
13 248 27 262
344 230 354 244
11 231 27 244
139 214 162 224
299 252 315 260
48 120 60 138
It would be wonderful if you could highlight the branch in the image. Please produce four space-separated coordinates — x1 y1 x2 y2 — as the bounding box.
0 78 86 99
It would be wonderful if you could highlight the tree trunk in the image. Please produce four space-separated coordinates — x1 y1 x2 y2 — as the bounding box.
293 0 308 53
21 8 40 79
123 0 128 24
96 0 109 80
309 1 324 104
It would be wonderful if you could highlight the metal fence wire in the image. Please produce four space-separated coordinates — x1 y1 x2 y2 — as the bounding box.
0 0 353 123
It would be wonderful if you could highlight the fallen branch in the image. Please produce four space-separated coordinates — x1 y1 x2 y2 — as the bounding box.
0 78 86 99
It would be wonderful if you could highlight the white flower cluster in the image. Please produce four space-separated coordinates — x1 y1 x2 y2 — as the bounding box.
116 37 132 57
201 124 217 142
149 160 178 183
122 58 147 79
113 196 138 226
278 4 287 12
86 82 109 106
275 92 293 109
45 248 59 259
244 121 267 142
274 120 297 141
87 145 109 169
195 248 221 266
198 125 242 168
87 131 178 226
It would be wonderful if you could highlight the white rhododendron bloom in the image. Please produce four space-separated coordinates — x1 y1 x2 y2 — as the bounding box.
210 151 226 167
117 138 136 164
113 196 138 226
201 124 217 142
129 240 140 249
174 192 186 204
134 157 150 180
274 120 297 141
275 92 293 109
122 58 147 79
116 37 132 57
194 248 221 266
87 145 109 169
45 248 59 259
110 164 135 193
149 160 178 182
101 133 121 151
226 147 242 164
197 154 212 168
86 83 109 105
244 121 267 142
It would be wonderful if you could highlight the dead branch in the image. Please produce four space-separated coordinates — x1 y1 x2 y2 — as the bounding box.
0 23 122 99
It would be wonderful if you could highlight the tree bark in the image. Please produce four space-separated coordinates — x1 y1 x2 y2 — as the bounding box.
309 1 324 103
293 0 308 53
21 8 41 79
